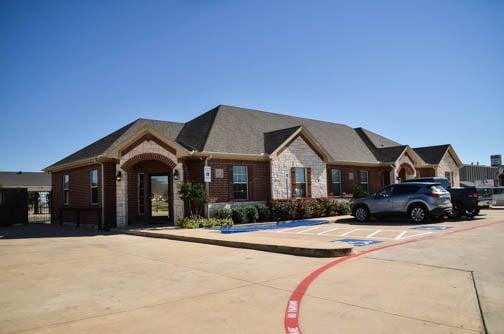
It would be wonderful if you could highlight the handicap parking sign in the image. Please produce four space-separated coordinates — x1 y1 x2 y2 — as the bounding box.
333 239 382 247
411 226 452 231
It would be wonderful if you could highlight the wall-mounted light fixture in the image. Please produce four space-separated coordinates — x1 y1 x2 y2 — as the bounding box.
173 169 180 181
116 171 122 182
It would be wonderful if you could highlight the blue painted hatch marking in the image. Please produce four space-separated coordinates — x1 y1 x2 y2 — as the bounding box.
411 226 452 231
219 219 328 234
333 239 382 247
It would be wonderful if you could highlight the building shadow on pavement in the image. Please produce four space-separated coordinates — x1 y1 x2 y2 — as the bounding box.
0 223 114 239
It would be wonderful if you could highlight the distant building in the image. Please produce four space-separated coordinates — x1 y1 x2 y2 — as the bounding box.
460 154 504 187
0 171 51 215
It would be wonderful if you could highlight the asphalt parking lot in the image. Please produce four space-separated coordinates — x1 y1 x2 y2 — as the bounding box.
1 210 503 334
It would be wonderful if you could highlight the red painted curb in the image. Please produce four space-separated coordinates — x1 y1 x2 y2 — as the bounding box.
284 220 504 334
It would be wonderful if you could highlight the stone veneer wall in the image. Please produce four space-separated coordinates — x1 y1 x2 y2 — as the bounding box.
271 136 327 199
394 152 416 182
437 151 460 187
116 140 184 227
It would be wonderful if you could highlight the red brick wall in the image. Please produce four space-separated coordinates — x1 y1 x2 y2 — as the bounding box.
51 164 102 225
416 168 435 177
327 165 391 196
187 159 271 203
127 160 173 224
102 162 117 227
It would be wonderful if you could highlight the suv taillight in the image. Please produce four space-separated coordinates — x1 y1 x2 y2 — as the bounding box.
426 192 440 198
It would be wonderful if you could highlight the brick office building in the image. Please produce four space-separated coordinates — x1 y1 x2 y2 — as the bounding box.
44 105 463 227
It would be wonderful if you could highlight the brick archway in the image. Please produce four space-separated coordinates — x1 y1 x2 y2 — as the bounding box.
398 162 415 181
121 153 177 170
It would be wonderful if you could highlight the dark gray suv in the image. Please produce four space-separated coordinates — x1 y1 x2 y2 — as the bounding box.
351 183 452 223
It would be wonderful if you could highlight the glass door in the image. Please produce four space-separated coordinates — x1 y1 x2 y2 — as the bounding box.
149 175 170 221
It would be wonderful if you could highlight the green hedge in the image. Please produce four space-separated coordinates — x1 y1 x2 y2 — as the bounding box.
178 216 233 229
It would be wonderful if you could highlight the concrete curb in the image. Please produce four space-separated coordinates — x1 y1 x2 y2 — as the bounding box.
114 229 353 258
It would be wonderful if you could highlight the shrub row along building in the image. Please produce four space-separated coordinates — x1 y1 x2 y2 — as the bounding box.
44 105 462 227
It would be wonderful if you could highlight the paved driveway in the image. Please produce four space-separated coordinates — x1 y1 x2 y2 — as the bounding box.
1 210 503 334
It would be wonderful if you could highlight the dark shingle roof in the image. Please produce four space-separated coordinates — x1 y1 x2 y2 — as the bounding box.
356 127 401 148
201 105 396 162
47 104 409 169
355 127 405 163
413 145 450 164
263 126 301 154
0 172 50 190
47 119 184 169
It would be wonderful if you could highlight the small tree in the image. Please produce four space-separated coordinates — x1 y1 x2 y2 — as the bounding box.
178 182 208 217
352 185 369 199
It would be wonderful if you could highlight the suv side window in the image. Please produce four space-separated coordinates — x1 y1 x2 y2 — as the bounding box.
392 185 420 196
376 186 394 198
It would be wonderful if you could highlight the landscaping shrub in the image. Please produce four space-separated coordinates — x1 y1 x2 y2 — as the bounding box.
243 205 259 224
352 185 369 199
178 216 234 229
256 205 271 222
231 207 247 224
216 207 232 220
337 200 352 215
219 218 234 228
324 198 339 216
179 216 203 229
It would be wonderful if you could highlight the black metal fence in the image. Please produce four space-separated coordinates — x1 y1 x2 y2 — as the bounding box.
28 191 51 223
0 189 51 226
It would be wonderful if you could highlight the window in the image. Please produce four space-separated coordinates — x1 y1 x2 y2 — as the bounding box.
331 169 341 196
393 185 421 196
90 170 98 204
295 167 307 198
138 173 145 215
360 170 369 193
233 166 248 200
445 172 452 186
376 186 394 198
63 174 69 205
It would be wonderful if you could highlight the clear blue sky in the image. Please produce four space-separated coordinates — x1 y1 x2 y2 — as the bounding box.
1 0 503 171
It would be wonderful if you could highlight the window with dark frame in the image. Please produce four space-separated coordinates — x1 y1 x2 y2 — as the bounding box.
295 167 307 198
331 169 341 196
90 169 98 204
233 166 248 200
138 173 145 215
360 170 369 193
63 174 69 205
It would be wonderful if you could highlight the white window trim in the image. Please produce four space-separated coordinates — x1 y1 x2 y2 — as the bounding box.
295 167 307 198
137 173 145 215
360 170 369 191
90 169 99 205
233 166 249 201
63 174 70 206
331 169 342 196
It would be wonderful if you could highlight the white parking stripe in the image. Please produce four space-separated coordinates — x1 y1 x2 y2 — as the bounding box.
317 227 343 235
395 231 407 240
340 229 359 236
366 229 382 238
276 226 307 233
296 226 321 234
399 231 432 240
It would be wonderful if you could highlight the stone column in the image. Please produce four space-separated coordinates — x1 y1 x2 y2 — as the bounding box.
116 165 128 227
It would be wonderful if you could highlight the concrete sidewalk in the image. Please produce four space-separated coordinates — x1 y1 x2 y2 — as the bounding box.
114 224 353 257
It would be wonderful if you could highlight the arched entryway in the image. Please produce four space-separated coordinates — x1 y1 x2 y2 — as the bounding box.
397 163 415 182
121 153 177 225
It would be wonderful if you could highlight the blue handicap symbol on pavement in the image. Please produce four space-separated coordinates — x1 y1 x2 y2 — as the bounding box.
411 226 452 231
333 239 382 247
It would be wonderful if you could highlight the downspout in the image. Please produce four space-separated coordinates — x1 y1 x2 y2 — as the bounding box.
204 155 212 218
100 162 105 229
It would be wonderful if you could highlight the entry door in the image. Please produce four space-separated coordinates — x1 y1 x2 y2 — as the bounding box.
149 175 170 222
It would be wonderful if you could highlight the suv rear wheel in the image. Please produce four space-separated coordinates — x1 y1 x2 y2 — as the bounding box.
354 206 369 222
408 204 429 224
